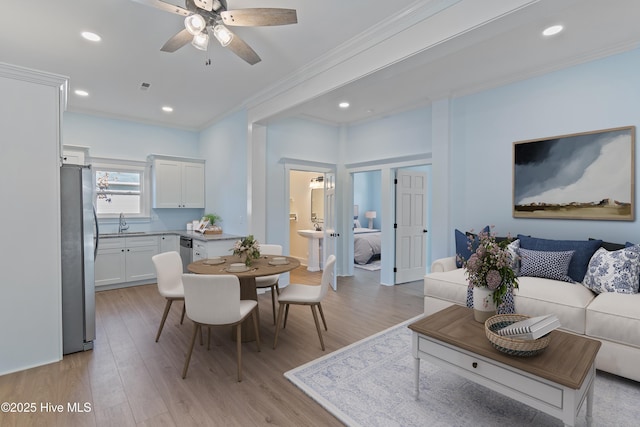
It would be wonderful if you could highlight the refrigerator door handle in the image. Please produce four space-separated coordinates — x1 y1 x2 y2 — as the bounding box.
93 206 99 258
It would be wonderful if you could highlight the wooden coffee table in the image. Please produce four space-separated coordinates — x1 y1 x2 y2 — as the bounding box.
409 305 601 427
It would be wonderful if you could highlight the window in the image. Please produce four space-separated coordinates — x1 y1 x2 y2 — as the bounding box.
93 159 149 218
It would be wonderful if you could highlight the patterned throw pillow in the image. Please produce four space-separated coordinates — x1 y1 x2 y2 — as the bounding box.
507 239 520 275
518 248 575 283
583 246 640 294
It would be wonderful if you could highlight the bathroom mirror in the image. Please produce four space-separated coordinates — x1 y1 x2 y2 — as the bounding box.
311 188 324 223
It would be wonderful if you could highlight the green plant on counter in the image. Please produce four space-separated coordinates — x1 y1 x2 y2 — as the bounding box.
204 213 222 225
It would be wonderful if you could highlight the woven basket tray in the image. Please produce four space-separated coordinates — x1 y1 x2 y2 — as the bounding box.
485 314 551 357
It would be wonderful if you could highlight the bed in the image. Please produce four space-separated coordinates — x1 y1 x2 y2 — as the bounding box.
354 227 381 265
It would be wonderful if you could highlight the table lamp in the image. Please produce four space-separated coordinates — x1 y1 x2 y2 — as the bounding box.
365 211 376 229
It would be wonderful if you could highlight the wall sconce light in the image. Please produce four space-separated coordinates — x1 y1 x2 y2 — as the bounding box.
309 176 324 189
365 211 377 229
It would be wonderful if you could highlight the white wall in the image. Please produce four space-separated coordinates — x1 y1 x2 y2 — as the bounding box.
446 47 640 247
1 65 65 375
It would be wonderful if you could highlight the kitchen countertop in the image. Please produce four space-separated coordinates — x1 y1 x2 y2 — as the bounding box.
100 230 242 242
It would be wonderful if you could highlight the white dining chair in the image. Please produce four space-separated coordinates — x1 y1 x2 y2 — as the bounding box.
273 254 336 351
255 243 283 324
151 251 185 342
181 274 261 381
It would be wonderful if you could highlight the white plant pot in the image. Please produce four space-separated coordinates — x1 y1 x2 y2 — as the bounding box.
473 286 497 323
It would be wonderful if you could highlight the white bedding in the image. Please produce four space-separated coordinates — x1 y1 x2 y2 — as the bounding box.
354 229 381 264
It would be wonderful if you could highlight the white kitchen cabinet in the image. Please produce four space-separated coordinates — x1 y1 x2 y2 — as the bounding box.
193 240 208 261
149 155 205 208
95 236 159 288
160 234 179 253
95 239 126 287
62 145 89 165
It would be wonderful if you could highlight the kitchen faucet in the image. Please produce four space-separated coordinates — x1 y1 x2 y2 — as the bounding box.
119 212 129 233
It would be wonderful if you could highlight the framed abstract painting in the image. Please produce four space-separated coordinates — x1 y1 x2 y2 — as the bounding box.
513 126 635 220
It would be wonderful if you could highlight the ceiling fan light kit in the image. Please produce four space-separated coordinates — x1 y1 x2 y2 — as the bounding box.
191 32 210 51
132 0 297 65
184 14 206 35
213 24 233 46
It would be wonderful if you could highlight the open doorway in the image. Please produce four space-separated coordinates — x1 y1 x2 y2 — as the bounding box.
289 170 325 271
352 170 382 276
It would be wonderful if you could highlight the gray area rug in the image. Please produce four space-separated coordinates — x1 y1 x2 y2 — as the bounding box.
354 260 381 271
285 317 640 426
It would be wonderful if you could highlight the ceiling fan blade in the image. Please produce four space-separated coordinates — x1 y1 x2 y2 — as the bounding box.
220 8 297 26
224 29 261 65
161 28 193 52
130 0 190 16
193 0 212 12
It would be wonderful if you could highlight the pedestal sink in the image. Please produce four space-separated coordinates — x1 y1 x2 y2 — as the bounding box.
297 229 324 271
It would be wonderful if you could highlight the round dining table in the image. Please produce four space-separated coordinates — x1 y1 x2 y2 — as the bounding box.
187 254 300 341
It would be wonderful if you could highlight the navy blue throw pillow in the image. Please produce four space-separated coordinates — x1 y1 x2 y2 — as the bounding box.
455 226 490 268
517 235 602 282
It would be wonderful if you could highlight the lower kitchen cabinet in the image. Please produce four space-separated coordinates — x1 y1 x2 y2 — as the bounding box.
95 236 159 289
160 234 179 253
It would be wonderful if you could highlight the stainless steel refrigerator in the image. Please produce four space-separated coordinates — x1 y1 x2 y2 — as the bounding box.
60 164 97 354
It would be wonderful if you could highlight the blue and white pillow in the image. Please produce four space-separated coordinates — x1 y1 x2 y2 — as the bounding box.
582 246 640 294
518 248 575 283
507 239 520 275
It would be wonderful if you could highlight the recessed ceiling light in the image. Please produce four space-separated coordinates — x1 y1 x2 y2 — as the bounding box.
74 89 89 97
162 106 174 113
542 25 563 37
338 101 350 109
81 31 101 42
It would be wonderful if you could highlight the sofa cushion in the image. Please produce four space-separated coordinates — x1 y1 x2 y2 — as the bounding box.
583 246 640 294
586 292 640 348
517 235 602 282
513 276 595 334
424 268 468 306
589 237 625 251
518 248 574 283
455 226 489 268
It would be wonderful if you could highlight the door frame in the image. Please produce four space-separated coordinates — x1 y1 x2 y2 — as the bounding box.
284 159 336 273
345 157 431 285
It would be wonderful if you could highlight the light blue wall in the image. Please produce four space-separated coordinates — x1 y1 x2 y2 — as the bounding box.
345 106 432 164
449 48 640 245
198 110 248 236
353 170 382 229
266 118 340 249
63 112 199 160
63 112 203 232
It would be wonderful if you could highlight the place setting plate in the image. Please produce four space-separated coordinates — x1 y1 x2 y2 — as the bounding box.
203 258 225 265
225 263 251 273
268 257 289 266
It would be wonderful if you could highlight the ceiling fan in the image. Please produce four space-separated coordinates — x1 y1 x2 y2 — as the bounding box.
131 0 297 65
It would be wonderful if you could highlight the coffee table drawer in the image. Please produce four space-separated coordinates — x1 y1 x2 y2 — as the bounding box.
418 337 564 408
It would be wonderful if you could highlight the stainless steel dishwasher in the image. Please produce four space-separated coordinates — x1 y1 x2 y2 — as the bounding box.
179 236 193 272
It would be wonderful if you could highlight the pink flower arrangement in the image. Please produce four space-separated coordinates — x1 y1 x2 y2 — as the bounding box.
460 228 518 307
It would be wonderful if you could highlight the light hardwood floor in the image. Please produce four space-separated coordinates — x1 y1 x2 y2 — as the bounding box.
0 268 423 426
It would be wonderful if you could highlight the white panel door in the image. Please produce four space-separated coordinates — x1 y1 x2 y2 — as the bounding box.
324 172 337 290
395 170 427 284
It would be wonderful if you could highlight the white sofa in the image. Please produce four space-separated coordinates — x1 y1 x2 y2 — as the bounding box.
424 255 640 382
